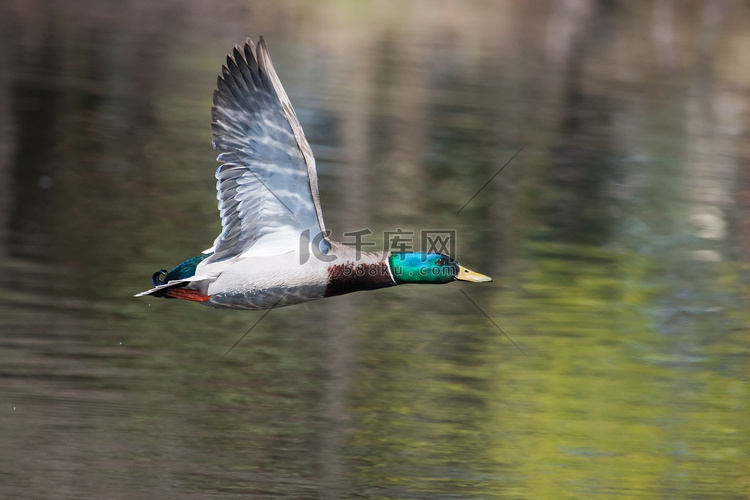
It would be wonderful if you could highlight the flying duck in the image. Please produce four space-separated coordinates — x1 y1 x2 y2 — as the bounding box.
136 37 491 310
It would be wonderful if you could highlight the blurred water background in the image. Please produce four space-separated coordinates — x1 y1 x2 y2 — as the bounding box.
1 1 749 498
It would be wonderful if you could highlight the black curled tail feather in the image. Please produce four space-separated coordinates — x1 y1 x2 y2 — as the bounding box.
152 269 168 287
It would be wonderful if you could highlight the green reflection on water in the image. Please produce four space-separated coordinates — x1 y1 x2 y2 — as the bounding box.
345 240 750 498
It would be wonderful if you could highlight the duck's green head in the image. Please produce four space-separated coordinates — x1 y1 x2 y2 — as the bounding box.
388 252 492 284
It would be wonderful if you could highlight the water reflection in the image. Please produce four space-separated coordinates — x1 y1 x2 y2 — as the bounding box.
1 1 749 499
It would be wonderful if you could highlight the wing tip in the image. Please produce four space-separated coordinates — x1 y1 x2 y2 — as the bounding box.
232 36 257 62
256 36 271 73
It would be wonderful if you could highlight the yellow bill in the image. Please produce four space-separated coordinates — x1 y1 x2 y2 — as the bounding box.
455 266 492 282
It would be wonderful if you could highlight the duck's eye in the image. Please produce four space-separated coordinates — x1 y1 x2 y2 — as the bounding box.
436 257 447 266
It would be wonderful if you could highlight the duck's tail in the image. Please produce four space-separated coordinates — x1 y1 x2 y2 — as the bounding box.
135 279 190 298
134 277 211 302
135 253 214 301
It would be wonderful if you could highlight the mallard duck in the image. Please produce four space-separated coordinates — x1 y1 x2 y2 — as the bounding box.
136 37 491 310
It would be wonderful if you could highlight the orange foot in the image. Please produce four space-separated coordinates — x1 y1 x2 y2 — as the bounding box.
166 288 211 302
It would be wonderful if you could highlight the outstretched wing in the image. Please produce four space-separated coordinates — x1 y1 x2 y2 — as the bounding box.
208 37 327 261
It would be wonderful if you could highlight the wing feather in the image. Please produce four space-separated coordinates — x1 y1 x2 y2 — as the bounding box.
207 37 328 261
